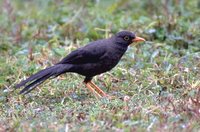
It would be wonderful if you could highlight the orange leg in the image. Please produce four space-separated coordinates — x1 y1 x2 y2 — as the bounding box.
84 82 102 98
88 81 107 97
88 81 115 99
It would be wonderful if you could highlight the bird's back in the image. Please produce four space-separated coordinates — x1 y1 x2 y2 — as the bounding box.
66 37 128 77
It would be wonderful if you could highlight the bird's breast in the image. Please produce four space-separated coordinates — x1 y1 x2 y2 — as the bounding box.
100 48 126 70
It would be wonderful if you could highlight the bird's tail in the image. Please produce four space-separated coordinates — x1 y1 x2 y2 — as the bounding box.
15 64 70 94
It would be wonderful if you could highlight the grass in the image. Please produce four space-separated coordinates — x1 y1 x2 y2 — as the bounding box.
0 0 200 131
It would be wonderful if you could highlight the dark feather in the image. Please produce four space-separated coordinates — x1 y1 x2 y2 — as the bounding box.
15 66 55 89
15 64 71 94
20 73 53 94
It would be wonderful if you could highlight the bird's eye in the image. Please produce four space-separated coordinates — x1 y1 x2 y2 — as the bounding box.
124 36 130 41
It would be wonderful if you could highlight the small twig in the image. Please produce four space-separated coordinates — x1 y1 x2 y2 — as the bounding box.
29 46 34 61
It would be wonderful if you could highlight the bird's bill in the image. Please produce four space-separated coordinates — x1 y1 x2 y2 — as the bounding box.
132 36 145 42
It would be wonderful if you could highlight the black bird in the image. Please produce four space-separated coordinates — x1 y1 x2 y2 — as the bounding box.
15 31 145 98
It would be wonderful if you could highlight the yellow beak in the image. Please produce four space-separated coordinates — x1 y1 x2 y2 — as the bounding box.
132 36 146 42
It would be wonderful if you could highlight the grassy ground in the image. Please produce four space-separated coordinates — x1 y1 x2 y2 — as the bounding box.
0 0 200 131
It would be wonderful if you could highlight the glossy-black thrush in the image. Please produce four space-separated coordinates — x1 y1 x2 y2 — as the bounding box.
15 31 145 98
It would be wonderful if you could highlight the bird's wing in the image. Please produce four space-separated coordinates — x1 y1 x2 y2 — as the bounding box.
57 43 106 64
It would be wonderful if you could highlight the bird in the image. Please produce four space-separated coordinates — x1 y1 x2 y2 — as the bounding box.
15 31 145 99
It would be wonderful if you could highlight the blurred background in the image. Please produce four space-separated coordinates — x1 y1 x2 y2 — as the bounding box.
0 0 200 131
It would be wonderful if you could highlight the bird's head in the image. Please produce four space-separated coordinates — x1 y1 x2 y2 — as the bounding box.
114 31 145 47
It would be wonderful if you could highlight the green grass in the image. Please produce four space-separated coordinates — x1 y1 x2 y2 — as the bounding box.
0 0 200 131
